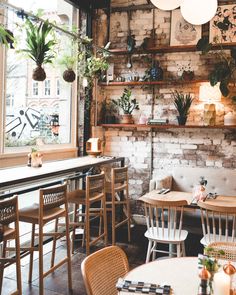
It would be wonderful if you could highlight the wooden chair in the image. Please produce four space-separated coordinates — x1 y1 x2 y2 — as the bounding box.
198 200 236 246
19 183 72 295
105 166 131 245
0 196 22 295
68 173 107 255
140 197 188 263
81 245 129 295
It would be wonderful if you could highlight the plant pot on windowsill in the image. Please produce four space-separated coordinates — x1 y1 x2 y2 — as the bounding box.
182 70 194 81
121 114 134 124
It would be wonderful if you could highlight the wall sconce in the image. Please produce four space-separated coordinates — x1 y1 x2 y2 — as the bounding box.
50 114 60 136
86 138 102 157
199 82 221 126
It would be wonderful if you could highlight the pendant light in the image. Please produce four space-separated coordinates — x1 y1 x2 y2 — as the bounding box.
181 0 218 25
150 0 183 11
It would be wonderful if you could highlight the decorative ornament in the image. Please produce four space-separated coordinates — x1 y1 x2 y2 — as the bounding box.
150 0 183 10
180 0 217 25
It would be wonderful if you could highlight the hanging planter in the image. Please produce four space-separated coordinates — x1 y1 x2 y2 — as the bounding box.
59 54 77 83
21 18 56 81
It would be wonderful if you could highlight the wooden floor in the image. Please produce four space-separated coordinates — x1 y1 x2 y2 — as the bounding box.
2 225 203 295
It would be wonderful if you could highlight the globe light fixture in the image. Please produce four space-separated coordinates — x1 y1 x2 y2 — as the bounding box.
150 0 183 11
180 0 218 25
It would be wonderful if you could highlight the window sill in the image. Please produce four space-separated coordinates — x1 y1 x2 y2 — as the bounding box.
0 147 78 168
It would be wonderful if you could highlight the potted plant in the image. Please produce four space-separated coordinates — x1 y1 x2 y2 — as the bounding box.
21 18 56 81
112 88 139 124
172 91 194 125
59 54 77 83
196 37 236 101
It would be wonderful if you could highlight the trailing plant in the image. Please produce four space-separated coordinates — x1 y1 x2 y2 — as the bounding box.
20 17 57 81
79 41 110 86
196 37 236 101
172 91 194 118
112 88 139 115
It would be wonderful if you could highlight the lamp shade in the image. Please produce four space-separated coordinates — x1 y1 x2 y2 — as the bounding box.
199 82 221 102
150 0 182 11
180 0 218 25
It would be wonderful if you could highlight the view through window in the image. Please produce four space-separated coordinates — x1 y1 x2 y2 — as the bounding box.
4 0 77 150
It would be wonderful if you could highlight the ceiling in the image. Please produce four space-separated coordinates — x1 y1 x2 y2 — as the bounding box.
66 0 110 11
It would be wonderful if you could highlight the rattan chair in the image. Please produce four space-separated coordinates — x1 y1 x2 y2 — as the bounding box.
105 166 131 245
0 196 22 295
81 245 129 295
204 241 236 262
140 196 188 263
198 200 236 246
19 183 72 295
68 173 107 255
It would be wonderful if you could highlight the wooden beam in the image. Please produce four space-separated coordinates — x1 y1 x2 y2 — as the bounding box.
111 4 154 13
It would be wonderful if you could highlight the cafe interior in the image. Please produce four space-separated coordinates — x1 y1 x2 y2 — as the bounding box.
0 0 236 294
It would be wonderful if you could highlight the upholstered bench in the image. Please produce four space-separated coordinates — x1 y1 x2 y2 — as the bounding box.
149 167 236 234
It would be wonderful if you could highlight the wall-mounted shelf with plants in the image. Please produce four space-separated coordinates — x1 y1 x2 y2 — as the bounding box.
109 42 236 55
98 79 208 87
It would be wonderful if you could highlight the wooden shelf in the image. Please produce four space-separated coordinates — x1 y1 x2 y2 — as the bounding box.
100 124 236 129
98 79 208 87
109 42 236 55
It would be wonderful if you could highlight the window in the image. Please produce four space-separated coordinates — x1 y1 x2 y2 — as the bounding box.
44 80 51 96
32 81 39 96
56 79 60 96
1 0 78 153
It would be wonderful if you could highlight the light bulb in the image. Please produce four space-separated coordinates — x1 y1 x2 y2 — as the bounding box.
150 0 183 11
181 0 218 25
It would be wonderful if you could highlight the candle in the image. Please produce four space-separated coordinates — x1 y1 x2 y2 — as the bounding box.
214 271 230 295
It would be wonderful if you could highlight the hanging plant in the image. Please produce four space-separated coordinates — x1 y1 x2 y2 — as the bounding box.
21 18 56 81
59 54 77 82
0 25 15 48
197 37 236 101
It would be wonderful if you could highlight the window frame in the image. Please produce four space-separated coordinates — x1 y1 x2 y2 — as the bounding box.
0 4 79 165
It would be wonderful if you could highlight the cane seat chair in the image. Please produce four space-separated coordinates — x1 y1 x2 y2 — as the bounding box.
204 241 236 262
0 196 22 295
81 246 129 295
19 183 72 295
198 200 236 246
105 166 131 245
68 173 107 255
140 197 188 263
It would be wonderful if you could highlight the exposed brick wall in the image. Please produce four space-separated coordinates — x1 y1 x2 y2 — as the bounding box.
93 1 236 215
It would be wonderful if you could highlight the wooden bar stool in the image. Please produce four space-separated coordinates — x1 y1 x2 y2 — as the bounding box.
19 183 72 295
68 173 107 255
0 196 22 295
105 166 131 245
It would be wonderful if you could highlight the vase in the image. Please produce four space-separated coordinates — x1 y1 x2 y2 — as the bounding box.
150 61 163 81
182 70 194 81
121 114 133 124
177 116 187 125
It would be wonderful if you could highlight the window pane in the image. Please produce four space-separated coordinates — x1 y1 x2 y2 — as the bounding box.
4 0 76 148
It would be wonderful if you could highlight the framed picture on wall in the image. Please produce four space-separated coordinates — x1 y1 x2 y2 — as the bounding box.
209 4 236 43
170 9 202 46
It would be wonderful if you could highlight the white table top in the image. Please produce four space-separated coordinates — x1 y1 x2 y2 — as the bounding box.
0 156 124 191
119 257 199 295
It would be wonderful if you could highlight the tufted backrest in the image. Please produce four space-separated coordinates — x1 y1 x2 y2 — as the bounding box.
172 167 236 196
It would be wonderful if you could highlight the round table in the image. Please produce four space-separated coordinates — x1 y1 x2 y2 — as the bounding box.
119 257 199 295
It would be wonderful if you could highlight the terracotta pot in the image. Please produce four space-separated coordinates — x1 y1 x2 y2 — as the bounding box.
121 114 133 124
